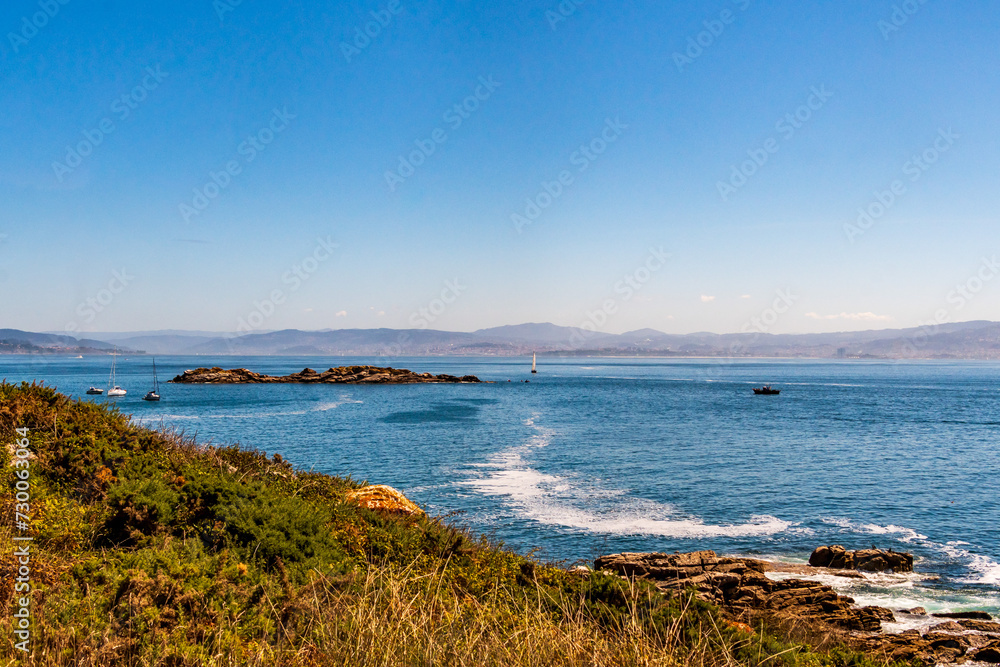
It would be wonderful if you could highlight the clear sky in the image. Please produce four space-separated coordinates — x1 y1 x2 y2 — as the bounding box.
2 0 998 336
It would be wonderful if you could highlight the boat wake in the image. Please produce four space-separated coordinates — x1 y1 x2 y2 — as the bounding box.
461 415 794 538
311 396 364 412
131 396 363 424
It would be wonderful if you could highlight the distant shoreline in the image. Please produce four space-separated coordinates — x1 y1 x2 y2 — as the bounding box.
3 351 999 361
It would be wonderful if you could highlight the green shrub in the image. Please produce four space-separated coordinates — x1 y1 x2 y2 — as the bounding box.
101 478 181 546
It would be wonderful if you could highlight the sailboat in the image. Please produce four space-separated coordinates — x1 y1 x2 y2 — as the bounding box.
143 359 161 401
531 352 537 374
107 348 126 397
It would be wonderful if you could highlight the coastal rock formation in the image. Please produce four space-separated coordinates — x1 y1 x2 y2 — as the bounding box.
595 550 997 665
593 551 892 632
344 485 425 516
170 366 481 384
808 545 913 573
974 642 1000 663
861 628 1000 664
933 611 994 620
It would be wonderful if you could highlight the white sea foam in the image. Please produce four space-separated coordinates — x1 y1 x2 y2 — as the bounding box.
822 517 927 542
765 567 1000 626
941 541 1000 585
461 414 794 538
823 517 1000 584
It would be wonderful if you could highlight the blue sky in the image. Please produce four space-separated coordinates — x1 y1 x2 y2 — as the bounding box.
1 0 998 335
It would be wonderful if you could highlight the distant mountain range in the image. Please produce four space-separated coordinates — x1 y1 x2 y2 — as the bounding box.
2 321 999 359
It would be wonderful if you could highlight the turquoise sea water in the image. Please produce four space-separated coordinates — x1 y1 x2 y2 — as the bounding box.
3 355 999 621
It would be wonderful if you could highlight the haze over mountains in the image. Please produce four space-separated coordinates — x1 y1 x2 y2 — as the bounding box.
3 321 1000 359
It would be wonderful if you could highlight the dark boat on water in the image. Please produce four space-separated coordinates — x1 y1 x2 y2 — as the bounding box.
142 359 161 402
753 385 780 395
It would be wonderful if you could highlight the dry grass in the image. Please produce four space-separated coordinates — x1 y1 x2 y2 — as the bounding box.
312 563 692 667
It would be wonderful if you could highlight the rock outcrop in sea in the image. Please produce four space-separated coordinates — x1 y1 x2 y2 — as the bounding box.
170 366 481 384
808 544 913 573
594 550 890 631
594 550 999 665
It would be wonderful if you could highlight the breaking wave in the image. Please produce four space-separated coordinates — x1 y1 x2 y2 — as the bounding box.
462 415 794 538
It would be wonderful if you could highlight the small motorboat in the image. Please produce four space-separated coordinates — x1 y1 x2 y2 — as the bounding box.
85 386 104 395
753 385 780 395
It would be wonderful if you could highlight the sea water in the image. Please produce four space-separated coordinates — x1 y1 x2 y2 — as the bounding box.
3 354 998 621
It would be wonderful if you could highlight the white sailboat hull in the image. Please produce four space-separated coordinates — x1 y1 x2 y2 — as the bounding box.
107 347 126 396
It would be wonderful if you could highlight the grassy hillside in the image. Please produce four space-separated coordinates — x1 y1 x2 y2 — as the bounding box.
0 383 900 666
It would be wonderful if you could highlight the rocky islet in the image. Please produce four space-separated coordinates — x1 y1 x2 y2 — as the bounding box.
170 365 481 384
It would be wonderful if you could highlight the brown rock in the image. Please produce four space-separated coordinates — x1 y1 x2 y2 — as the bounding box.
974 642 1000 663
959 619 1000 633
170 365 481 384
900 607 927 615
595 550 892 633
344 485 424 516
808 545 833 567
927 621 965 633
862 629 975 666
933 611 993 620
808 545 912 573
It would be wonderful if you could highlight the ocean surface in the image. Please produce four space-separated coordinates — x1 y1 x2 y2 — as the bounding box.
3 354 999 625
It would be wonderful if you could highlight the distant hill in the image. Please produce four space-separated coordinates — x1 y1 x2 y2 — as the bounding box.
3 321 1000 358
0 329 120 354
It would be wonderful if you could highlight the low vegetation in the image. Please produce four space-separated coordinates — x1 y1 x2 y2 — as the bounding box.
0 382 906 666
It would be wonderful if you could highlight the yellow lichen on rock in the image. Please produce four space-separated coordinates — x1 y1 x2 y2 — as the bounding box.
345 485 425 516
